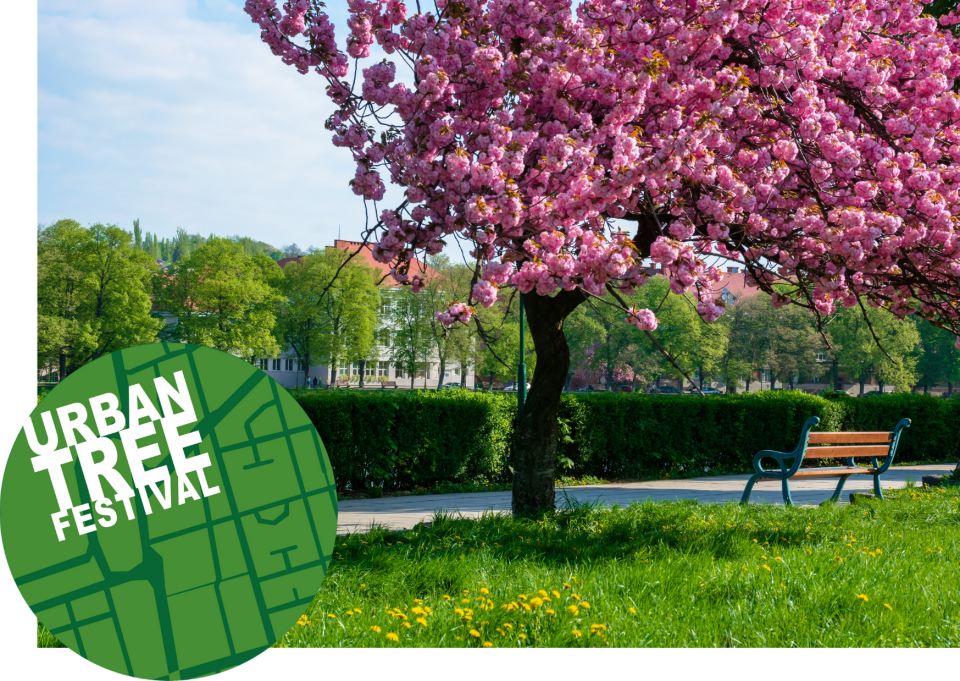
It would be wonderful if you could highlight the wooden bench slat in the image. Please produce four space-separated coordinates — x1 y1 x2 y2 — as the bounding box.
759 466 879 481
808 431 893 444
802 444 890 459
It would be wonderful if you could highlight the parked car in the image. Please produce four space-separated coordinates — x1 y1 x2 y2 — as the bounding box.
611 385 634 393
698 386 722 395
653 385 682 395
503 382 531 392
439 382 465 390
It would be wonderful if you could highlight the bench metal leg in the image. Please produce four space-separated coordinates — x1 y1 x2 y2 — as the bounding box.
740 475 762 505
826 475 851 503
873 475 883 500
781 478 794 507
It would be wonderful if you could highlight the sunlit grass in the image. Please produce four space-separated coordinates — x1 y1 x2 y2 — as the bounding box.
283 485 960 648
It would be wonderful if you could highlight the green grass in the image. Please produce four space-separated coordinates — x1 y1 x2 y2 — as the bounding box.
38 485 960 649
281 484 960 648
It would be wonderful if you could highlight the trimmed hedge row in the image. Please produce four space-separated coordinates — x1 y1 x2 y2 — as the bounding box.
292 390 513 493
292 389 960 493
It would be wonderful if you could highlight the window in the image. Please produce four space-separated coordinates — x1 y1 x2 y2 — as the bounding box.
285 358 295 372
761 369 772 383
338 366 351 376
259 358 268 370
365 363 375 377
395 363 406 379
272 359 281 371
454 366 460 375
816 351 829 361
378 361 390 377
376 328 392 347
298 360 305 372
415 363 431 379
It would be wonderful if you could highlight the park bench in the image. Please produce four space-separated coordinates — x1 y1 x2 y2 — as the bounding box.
740 416 911 506
380 381 398 389
335 378 351 389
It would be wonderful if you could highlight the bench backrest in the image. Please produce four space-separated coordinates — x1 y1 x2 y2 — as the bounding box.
804 431 893 459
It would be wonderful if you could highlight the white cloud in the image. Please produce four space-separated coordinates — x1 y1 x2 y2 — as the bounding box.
39 0 389 250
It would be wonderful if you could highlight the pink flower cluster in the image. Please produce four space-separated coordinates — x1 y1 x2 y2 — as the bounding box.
437 302 475 327
625 307 658 332
247 0 960 343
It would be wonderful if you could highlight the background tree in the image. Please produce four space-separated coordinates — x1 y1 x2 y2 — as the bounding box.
385 286 434 389
915 320 960 395
37 220 95 380
38 220 161 377
830 304 920 394
133 218 142 251
157 236 280 357
312 248 379 384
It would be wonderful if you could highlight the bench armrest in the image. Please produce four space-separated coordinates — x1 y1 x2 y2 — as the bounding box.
751 416 821 478
874 418 911 474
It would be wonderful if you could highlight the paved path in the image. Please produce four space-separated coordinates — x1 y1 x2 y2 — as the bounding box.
337 463 954 534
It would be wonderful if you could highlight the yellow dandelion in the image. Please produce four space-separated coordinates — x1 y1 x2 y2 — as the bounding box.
552 590 561 599
546 609 556 616
469 629 481 638
386 632 399 642
568 605 580 616
857 594 869 602
483 641 493 647
538 590 548 597
571 594 581 601
411 607 426 616
443 595 451 601
573 629 582 638
327 613 336 619
519 633 527 640
370 625 382 633
416 617 428 626
504 623 513 630
762 564 771 572
884 604 893 611
581 601 591 609
563 582 572 588
297 615 310 627
629 607 637 615
480 587 490 595
402 622 411 628
530 597 543 608
590 624 607 633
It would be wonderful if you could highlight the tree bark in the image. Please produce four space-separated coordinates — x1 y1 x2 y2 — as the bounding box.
359 359 366 388
511 288 585 517
438 357 446 390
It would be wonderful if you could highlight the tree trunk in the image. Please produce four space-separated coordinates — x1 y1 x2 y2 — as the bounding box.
745 377 751 392
949 381 954 397
59 349 67 382
699 366 704 391
859 379 865 396
304 352 311 387
437 358 446 390
359 359 366 388
512 289 585 517
489 370 495 391
461 362 467 388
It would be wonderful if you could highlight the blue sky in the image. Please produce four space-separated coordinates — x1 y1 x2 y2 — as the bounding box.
38 0 398 251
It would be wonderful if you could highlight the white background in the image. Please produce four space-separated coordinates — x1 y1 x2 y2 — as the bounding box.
2 0 949 678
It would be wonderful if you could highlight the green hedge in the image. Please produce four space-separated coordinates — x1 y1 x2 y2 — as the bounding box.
292 389 514 493
292 389 960 493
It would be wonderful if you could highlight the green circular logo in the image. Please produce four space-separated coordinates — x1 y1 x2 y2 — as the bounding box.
1 343 337 678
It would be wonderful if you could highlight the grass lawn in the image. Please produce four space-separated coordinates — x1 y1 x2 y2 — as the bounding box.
38 484 960 649
282 484 960 648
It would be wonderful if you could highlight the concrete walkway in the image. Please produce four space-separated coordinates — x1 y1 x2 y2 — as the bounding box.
337 463 954 534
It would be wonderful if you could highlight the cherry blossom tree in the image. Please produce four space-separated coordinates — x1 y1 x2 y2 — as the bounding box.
246 0 960 514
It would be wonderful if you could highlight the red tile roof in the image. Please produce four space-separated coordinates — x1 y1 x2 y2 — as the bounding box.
278 240 439 286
